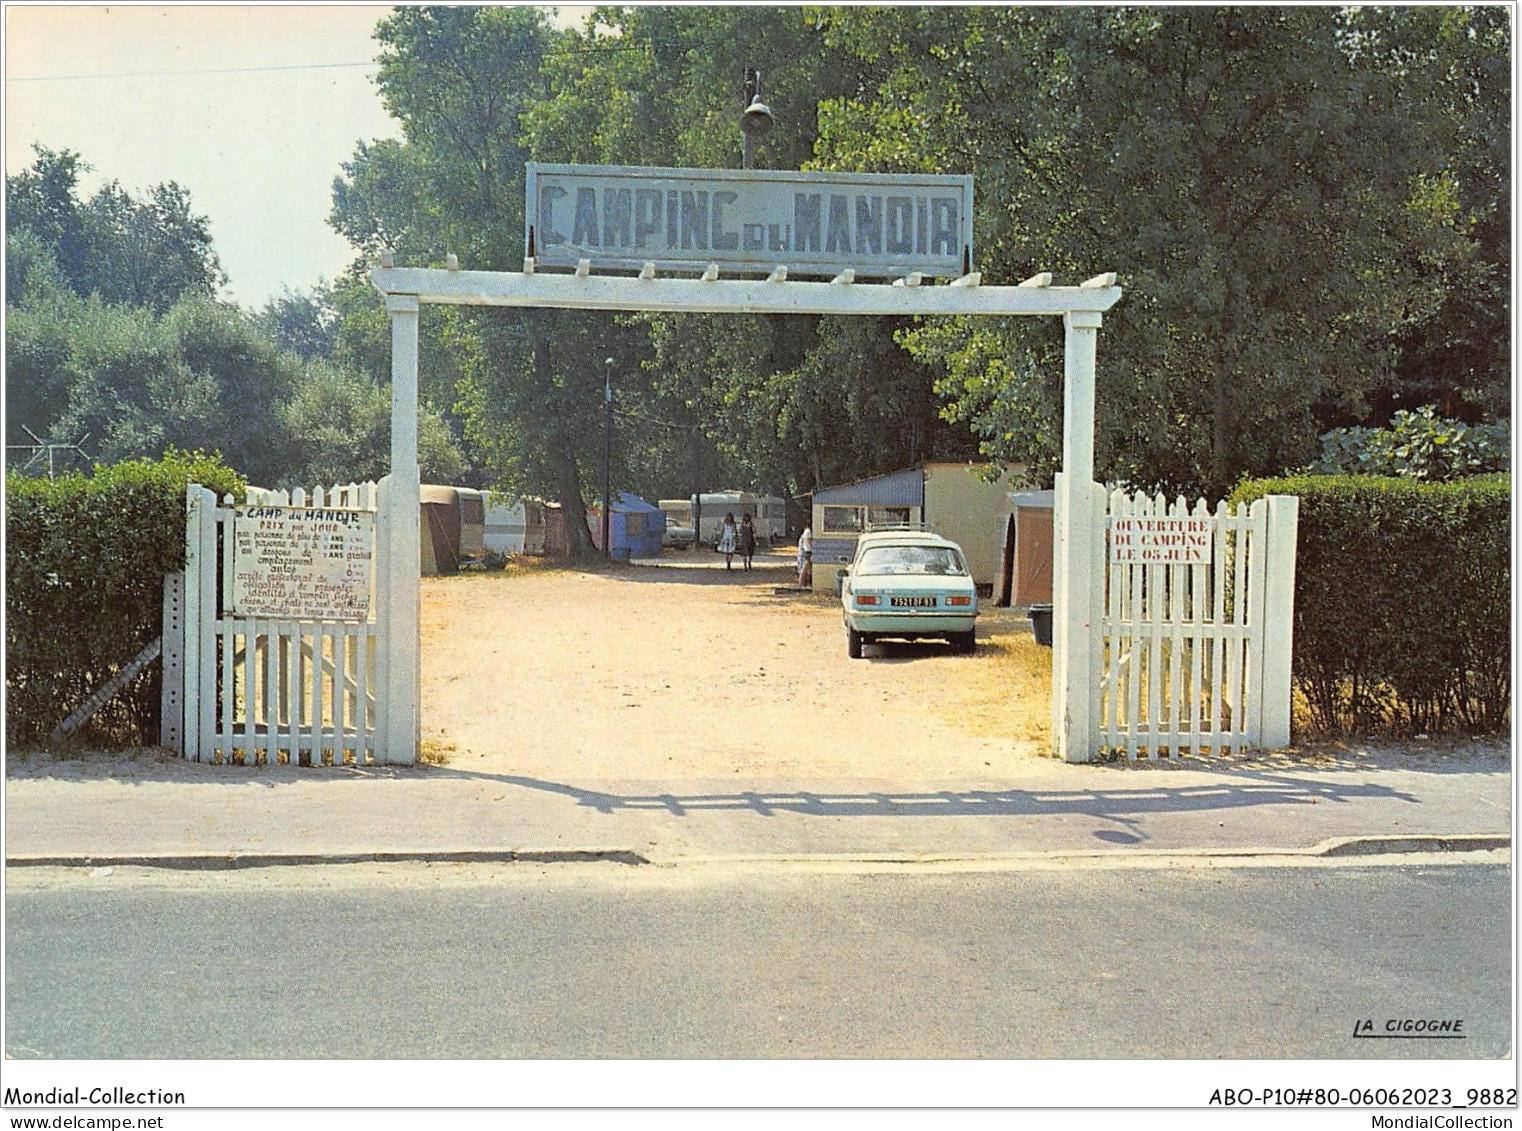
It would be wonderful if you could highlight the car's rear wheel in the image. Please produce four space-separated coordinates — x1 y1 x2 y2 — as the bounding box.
847 626 863 659
953 630 976 654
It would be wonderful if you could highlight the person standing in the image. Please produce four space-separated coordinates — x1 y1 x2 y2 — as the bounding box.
797 524 813 588
716 512 738 571
738 513 757 571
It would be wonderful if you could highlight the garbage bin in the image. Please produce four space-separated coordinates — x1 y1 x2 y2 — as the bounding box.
1028 603 1053 647
836 570 848 598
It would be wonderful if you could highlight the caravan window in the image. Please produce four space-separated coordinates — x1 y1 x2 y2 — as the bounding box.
822 505 864 534
823 504 912 533
867 506 911 528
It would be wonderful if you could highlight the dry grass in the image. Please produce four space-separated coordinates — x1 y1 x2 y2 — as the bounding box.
932 607 1053 751
442 555 593 581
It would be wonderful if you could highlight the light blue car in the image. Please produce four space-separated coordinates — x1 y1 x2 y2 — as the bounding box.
839 531 978 658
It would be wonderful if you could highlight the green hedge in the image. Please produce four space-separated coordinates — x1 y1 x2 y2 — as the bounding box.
6 451 244 748
1232 474 1510 736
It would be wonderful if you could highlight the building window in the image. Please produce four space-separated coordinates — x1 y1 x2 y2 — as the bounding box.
867 506 912 529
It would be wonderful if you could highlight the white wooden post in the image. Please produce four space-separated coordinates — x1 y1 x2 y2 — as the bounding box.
361 478 379 762
1054 309 1103 762
1256 494 1299 748
199 490 214 757
373 473 393 760
1087 478 1108 755
184 485 218 762
182 489 201 761
385 294 421 764
1051 469 1068 755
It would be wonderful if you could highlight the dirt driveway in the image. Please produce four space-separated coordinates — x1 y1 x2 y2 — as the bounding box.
420 548 1053 783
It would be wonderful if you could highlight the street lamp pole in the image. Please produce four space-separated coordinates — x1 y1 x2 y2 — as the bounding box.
691 425 702 553
602 357 613 560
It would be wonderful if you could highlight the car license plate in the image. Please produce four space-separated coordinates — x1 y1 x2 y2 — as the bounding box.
890 596 936 608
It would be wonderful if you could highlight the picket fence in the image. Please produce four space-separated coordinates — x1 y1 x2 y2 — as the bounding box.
177 478 396 765
1092 488 1298 759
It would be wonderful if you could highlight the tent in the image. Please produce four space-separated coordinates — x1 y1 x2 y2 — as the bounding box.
588 492 666 560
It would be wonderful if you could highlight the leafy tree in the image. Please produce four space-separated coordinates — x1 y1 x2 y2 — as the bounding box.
636 310 973 495
6 145 224 311
1346 7 1511 421
5 145 89 289
282 361 465 487
332 6 556 269
332 7 627 553
40 295 297 484
5 235 84 450
255 285 341 363
525 6 832 174
812 7 1507 497
6 225 69 310
325 5 1507 508
8 279 462 490
79 181 225 310
5 148 451 491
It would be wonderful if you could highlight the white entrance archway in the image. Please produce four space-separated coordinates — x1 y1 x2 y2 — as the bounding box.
370 263 1121 764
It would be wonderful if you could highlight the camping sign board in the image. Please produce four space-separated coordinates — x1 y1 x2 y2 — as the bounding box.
231 506 374 620
527 163 973 279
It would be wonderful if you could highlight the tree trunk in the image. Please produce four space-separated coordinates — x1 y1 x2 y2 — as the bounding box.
555 445 597 559
531 316 597 559
1209 197 1236 499
1211 345 1232 497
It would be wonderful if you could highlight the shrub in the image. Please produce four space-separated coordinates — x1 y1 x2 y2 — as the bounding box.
6 450 244 748
1312 407 1510 481
1232 474 1510 737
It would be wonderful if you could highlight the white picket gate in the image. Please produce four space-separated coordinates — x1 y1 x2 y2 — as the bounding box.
1095 489 1298 759
178 478 400 765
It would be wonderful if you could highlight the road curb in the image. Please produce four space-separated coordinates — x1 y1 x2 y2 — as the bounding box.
1316 833 1511 857
4 848 649 869
645 835 1512 869
4 834 1507 871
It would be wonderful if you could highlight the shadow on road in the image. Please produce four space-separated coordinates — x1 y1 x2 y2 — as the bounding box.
426 768 1419 823
7 746 1500 787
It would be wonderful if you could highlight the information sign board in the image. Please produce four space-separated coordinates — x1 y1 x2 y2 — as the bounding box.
1110 516 1213 565
231 506 374 620
527 163 973 279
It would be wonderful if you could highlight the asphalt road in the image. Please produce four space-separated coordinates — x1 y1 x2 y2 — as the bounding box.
5 859 1510 1061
